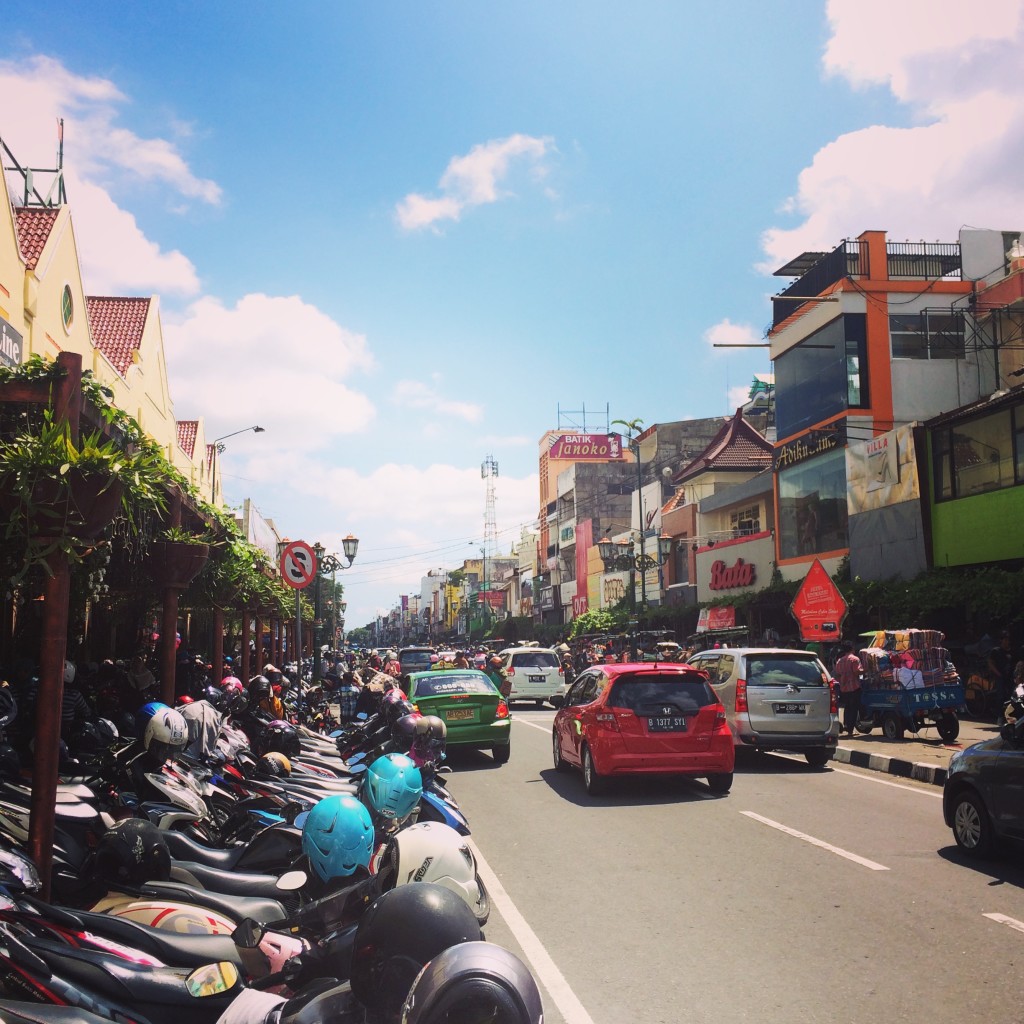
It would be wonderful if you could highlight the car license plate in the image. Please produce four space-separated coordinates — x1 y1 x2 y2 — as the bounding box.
446 709 474 721
774 704 806 714
648 716 687 732
529 675 545 682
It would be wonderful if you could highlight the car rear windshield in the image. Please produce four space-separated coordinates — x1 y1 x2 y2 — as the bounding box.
413 674 495 697
746 654 827 687
401 652 433 669
607 674 717 714
509 652 558 669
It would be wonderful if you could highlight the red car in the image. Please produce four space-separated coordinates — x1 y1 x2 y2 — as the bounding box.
550 662 735 795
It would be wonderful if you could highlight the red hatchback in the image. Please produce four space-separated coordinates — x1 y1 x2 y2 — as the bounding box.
550 663 735 795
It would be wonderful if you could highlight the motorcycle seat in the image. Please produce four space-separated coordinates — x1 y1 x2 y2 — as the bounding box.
170 860 291 900
162 827 247 869
139 879 286 924
72 908 243 968
0 998 113 1023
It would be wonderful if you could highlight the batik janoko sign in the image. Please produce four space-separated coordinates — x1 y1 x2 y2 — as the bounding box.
774 422 847 470
548 433 623 461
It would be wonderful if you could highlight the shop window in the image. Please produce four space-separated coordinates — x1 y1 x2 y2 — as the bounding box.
933 404 1024 501
61 284 74 332
777 448 849 559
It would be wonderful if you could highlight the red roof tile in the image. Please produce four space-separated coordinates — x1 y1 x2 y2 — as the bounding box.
86 296 151 376
674 409 774 484
14 207 60 269
177 420 198 457
206 444 216 470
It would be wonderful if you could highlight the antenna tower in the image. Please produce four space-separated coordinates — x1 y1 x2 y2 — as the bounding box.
481 455 499 595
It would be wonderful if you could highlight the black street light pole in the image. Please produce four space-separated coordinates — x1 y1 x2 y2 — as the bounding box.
310 536 359 714
210 425 264 503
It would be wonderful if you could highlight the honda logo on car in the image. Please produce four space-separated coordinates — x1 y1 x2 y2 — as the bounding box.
709 558 756 590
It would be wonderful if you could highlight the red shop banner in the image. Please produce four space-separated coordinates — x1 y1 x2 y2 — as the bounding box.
790 559 848 641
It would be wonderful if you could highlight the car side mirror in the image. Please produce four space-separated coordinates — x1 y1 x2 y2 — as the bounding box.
549 694 565 709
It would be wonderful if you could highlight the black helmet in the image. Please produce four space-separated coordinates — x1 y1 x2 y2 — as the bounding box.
202 685 226 712
95 718 119 745
411 716 447 765
401 941 544 1024
114 709 137 739
350 883 482 1022
94 819 171 887
249 676 272 703
392 713 422 747
385 698 418 729
258 719 301 758
68 720 102 756
0 744 20 780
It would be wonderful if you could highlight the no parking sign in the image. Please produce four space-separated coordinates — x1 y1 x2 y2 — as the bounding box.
279 540 318 589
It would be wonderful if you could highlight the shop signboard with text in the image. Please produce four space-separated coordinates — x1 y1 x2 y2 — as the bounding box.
548 433 623 461
790 558 847 641
0 317 23 369
695 531 774 603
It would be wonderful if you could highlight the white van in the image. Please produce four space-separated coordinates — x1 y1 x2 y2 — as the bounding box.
498 647 565 706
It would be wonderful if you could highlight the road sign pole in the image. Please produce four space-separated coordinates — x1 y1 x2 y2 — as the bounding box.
295 588 302 723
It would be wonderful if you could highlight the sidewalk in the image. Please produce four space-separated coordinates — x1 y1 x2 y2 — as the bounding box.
830 714 999 786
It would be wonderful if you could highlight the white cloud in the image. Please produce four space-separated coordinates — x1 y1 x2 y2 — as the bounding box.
704 318 761 349
0 55 218 295
728 385 753 410
762 0 1024 268
393 380 483 423
395 134 554 231
164 293 376 449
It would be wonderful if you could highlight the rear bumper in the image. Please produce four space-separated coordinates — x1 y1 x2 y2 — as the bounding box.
599 741 735 777
737 731 838 750
447 719 512 749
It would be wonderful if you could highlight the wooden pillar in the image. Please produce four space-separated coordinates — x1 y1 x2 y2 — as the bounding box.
254 612 264 670
160 588 179 705
213 607 225 681
240 609 251 683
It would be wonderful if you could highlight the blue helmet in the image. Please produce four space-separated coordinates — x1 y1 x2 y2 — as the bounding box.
136 701 170 738
301 794 374 883
364 753 423 822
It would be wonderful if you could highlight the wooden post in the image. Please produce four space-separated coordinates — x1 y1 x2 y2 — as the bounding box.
240 609 251 683
213 607 224 681
159 493 183 703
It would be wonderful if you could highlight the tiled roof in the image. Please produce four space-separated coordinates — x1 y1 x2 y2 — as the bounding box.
206 444 216 470
86 296 151 375
674 409 774 484
177 420 198 457
14 207 60 269
661 487 689 516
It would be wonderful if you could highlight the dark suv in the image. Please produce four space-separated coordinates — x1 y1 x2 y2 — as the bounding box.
398 647 434 676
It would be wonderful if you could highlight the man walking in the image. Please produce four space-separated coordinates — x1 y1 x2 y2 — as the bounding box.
833 641 863 737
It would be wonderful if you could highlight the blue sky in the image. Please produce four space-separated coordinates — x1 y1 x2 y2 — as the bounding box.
4 1 1023 626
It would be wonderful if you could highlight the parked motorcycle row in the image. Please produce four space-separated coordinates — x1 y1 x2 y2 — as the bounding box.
0 668 544 1024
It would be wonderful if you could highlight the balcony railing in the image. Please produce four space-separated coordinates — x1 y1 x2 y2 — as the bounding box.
886 242 961 279
772 240 867 327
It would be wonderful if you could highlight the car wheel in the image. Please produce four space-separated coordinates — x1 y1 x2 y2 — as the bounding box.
535 699 546 708
804 748 831 768
552 729 569 772
582 745 607 795
706 772 733 794
951 790 994 856
491 743 511 765
855 717 873 734
936 714 960 743
882 711 905 741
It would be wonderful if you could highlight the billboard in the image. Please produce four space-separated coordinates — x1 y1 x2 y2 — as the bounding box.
846 424 920 514
548 433 623 461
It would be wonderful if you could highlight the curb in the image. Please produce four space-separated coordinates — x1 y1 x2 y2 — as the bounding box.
832 744 948 786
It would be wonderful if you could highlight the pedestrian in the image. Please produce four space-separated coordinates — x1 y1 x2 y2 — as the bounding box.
833 641 863 737
987 631 1014 713
485 656 512 698
336 671 361 723
560 654 575 688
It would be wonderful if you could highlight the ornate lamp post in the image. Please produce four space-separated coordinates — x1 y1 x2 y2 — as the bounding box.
597 532 673 659
311 536 358 696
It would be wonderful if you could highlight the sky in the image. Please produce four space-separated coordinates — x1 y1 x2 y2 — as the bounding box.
3 0 1024 627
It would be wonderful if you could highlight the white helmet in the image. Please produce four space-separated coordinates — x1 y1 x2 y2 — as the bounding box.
143 706 188 762
63 660 76 685
375 821 489 924
386 650 397 661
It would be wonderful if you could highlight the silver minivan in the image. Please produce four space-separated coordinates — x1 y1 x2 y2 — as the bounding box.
499 647 564 706
687 647 838 767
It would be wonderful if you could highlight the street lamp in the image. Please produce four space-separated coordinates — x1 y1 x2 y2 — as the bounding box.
210 425 265 503
310 536 359 707
597 532 673 659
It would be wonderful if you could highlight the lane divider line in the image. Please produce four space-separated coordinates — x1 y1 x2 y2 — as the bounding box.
514 717 554 734
469 838 596 1024
740 811 890 871
984 913 1024 934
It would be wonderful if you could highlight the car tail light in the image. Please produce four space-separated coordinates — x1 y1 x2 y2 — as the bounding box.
594 711 619 730
713 704 728 727
506 667 515 677
735 679 748 713
829 682 838 715
558 665 564 675
495 702 510 719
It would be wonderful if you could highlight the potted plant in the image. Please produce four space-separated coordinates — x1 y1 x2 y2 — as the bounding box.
150 525 211 590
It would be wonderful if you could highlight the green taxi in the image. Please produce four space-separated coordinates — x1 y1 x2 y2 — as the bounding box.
407 669 511 764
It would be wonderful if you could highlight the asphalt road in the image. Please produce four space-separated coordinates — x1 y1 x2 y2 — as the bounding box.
442 706 1024 1024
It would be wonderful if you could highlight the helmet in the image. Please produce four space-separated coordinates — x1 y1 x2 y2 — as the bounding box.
114 709 137 739
219 677 247 715
63 660 76 685
68 720 102 756
142 706 188 762
249 676 272 703
0 744 21 780
258 719 300 758
301 794 374 883
488 655 503 668
257 751 291 777
201 685 226 712
364 753 423 821
401 941 544 1024
375 821 487 923
136 700 170 738
392 713 423 748
0 845 41 894
176 695 194 706
410 716 447 767
95 719 119 745
385 698 418 729
94 819 171 887
264 664 284 687
222 674 242 688
350 883 482 1022
386 651 397 661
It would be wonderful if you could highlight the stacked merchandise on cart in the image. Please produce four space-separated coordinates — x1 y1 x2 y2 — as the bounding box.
859 630 952 690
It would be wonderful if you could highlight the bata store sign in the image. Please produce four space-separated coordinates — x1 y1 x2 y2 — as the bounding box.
548 433 623 461
695 530 774 604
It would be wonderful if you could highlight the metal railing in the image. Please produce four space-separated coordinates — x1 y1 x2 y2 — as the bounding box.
772 240 867 327
886 242 961 279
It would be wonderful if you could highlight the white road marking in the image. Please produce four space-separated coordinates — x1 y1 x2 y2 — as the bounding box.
514 717 554 734
741 811 890 871
770 751 944 799
469 838 595 1024
984 913 1024 934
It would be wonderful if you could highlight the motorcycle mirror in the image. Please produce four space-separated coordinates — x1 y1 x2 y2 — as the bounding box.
347 752 366 765
276 870 308 891
356 712 368 722
347 762 367 776
231 918 265 949
329 729 343 738
184 961 240 997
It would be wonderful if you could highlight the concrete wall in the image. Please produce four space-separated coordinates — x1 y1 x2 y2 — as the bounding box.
848 502 928 581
